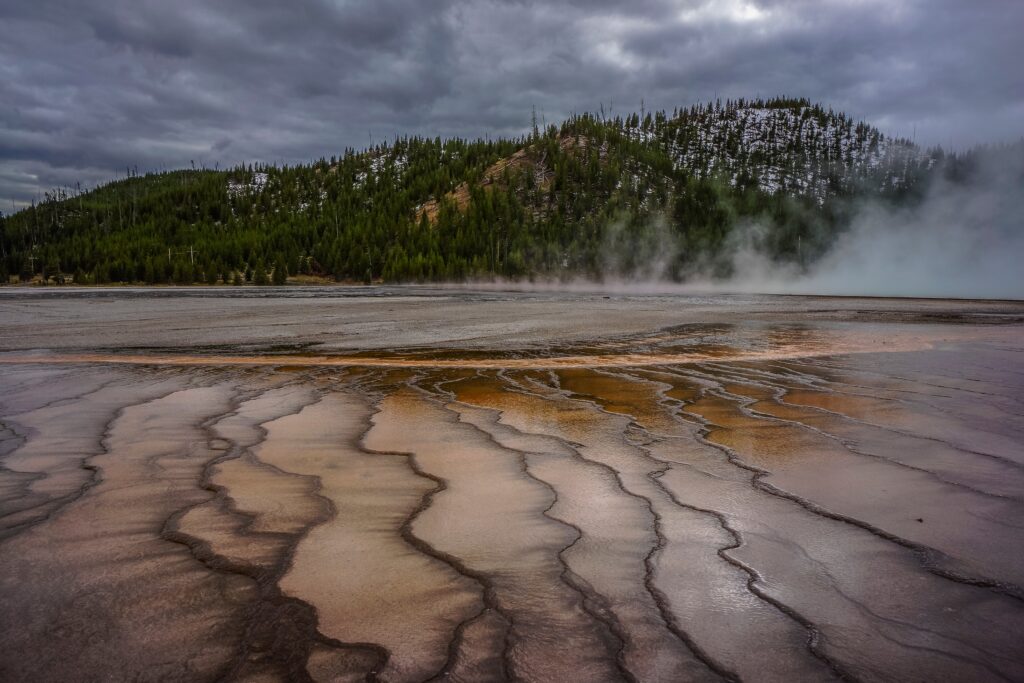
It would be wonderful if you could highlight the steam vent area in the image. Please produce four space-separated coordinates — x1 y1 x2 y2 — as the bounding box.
2 288 1024 683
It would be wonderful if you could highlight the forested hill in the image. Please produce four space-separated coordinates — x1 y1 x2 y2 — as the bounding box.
0 96 997 285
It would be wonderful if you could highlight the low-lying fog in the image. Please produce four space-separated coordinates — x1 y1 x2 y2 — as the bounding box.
714 154 1024 299
469 145 1024 300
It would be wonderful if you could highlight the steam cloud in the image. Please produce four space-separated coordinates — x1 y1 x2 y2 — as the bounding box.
711 145 1024 299
485 144 1024 300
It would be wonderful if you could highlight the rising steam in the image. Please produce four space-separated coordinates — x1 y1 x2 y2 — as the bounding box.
473 143 1024 300
711 144 1024 299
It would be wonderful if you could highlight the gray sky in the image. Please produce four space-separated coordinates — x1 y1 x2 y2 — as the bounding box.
2 0 1022 210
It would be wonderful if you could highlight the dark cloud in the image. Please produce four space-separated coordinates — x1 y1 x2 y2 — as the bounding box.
2 0 1021 209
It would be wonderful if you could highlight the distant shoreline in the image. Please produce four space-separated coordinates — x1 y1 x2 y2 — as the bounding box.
2 281 1021 304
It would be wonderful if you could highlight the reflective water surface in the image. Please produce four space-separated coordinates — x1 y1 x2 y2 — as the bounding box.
0 289 1022 682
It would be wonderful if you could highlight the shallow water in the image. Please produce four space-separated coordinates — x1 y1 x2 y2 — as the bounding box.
0 289 1022 682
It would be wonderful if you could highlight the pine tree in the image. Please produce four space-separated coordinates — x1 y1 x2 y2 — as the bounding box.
254 262 269 286
272 256 287 285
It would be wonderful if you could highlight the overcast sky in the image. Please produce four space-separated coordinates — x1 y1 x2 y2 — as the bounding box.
2 0 1021 210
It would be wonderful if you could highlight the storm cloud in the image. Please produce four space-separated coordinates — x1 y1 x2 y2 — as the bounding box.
2 0 1022 209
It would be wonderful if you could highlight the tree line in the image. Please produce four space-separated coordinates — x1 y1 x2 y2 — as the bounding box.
0 98 994 286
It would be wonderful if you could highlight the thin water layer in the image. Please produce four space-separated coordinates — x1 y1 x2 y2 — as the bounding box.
1 291 1022 682
281 391 481 682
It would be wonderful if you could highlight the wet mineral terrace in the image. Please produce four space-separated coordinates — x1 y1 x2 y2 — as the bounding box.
1 288 1023 682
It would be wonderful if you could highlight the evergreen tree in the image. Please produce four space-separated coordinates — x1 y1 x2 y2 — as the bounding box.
272 256 287 285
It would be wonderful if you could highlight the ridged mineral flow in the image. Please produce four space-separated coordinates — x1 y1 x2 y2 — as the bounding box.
2 312 1024 682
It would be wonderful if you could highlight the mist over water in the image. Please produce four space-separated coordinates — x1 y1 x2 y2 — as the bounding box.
465 144 1024 300
716 147 1024 300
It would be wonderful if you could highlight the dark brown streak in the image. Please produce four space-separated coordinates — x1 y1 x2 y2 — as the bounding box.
428 371 633 681
695 373 1024 504
0 379 195 542
663 374 1024 606
356 377 510 683
504 373 731 682
160 373 388 682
